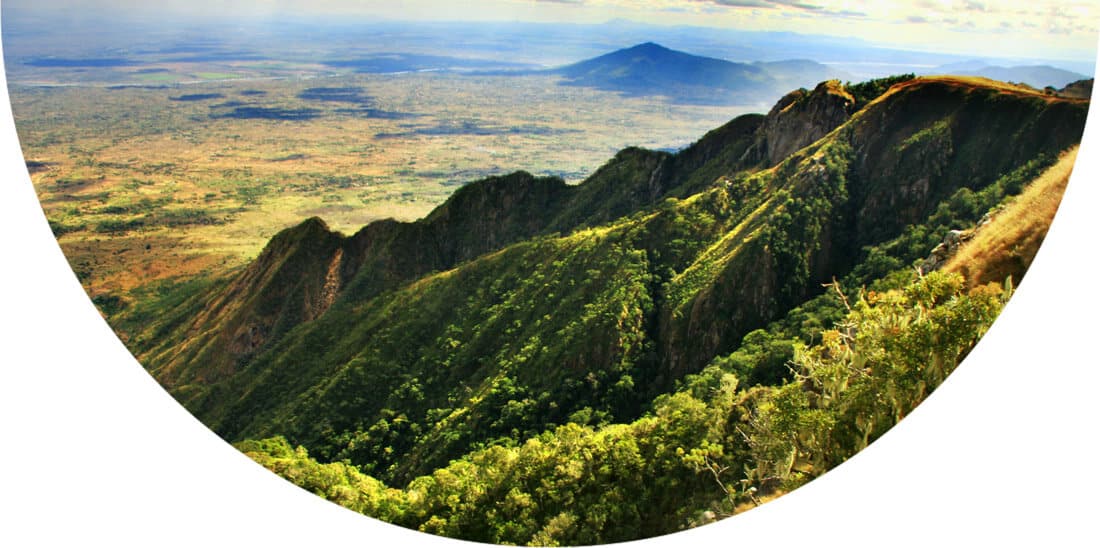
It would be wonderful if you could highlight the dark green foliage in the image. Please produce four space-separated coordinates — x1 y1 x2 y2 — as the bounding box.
47 218 86 236
111 274 224 350
199 192 746 485
762 141 853 304
846 73 916 110
239 271 1008 545
94 217 146 233
91 293 127 316
119 76 1088 545
846 152 1056 284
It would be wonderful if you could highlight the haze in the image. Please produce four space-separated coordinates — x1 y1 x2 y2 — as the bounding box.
4 0 1098 64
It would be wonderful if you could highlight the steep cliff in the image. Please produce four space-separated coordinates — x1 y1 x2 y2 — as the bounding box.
742 79 856 166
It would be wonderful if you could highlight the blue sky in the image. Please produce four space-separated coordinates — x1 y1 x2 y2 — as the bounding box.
4 0 1098 61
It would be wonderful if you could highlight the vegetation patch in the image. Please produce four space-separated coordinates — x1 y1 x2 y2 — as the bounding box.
298 87 374 104
210 106 322 120
170 93 225 102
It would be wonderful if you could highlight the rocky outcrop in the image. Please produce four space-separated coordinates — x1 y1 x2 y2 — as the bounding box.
920 228 975 274
743 80 856 166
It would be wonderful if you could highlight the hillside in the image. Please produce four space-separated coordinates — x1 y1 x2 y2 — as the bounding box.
551 42 848 105
942 146 1078 288
1059 78 1094 99
115 75 1089 544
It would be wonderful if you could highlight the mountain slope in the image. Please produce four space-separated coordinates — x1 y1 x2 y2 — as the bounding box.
1059 78 1093 99
237 141 1079 544
119 75 1088 499
127 121 774 394
942 146 1078 288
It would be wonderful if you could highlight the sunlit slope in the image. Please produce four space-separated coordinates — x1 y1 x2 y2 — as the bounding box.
943 146 1079 288
118 76 1088 489
233 142 1084 545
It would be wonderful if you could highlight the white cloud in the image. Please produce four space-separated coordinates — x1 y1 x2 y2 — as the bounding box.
4 0 1097 60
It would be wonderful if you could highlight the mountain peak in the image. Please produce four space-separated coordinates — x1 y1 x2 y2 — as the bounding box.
554 42 849 105
627 41 670 53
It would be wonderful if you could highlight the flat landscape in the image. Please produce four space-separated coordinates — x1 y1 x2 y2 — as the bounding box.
12 70 742 299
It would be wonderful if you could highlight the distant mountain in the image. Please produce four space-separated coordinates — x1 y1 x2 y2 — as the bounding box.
550 42 849 105
933 59 996 72
933 63 1089 89
752 58 853 91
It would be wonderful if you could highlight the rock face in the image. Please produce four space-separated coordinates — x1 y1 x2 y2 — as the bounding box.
920 228 974 274
744 80 856 166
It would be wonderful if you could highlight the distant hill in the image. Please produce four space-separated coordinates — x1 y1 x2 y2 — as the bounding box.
550 42 849 105
933 63 1089 89
752 59 850 90
1059 79 1093 99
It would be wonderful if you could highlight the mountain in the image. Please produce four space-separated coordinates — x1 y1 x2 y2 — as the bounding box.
752 59 851 90
933 63 1089 89
1059 78 1094 99
934 59 996 72
550 42 849 105
115 75 1088 544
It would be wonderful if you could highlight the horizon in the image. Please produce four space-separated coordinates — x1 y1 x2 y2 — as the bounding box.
2 0 1098 65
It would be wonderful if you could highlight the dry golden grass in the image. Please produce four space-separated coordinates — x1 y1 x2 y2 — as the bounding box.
944 146 1078 289
866 76 1089 112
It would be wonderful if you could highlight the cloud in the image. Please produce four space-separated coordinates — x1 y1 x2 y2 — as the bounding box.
689 0 866 18
906 15 930 23
961 0 988 12
690 0 815 10
831 9 867 18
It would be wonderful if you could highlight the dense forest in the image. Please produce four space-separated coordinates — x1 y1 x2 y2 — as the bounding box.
114 74 1089 545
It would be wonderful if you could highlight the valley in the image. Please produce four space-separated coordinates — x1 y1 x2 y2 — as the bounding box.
12 71 743 298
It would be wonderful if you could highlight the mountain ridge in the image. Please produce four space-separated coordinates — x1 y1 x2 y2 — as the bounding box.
115 76 1088 530
931 62 1089 89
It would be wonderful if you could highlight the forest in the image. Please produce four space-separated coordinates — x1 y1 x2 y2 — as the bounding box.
103 74 1090 544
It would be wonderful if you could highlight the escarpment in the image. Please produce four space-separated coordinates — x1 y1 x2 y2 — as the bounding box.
119 75 1089 483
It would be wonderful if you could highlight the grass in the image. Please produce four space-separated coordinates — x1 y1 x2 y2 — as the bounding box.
943 146 1078 287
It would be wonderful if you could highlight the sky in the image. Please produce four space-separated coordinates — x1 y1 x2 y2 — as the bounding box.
4 0 1099 62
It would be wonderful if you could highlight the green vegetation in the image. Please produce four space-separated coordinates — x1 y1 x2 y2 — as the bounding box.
37 73 1089 544
845 73 916 109
238 271 1009 545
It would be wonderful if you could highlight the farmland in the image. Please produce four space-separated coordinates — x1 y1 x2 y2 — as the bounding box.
11 71 742 299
